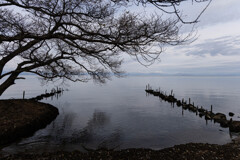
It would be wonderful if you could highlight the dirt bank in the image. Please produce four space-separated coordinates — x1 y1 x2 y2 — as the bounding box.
0 99 59 146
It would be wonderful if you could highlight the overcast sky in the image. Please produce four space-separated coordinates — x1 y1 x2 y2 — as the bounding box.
3 0 240 76
123 0 240 75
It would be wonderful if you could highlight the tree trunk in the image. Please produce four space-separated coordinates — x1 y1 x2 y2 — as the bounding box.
0 72 20 96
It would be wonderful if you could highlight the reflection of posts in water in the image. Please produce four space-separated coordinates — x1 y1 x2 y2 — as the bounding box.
211 105 213 114
229 131 232 139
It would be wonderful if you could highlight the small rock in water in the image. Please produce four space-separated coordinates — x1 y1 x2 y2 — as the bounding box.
229 112 234 117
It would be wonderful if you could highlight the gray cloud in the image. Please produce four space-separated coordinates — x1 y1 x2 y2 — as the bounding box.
184 36 240 57
160 61 240 75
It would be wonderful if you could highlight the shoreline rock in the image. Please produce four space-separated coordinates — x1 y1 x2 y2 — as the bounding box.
0 99 59 146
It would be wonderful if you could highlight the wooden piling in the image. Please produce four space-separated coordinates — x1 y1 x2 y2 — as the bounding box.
23 91 25 99
211 105 213 114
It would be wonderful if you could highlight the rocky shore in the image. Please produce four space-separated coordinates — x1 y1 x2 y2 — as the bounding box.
0 99 59 145
1 142 240 160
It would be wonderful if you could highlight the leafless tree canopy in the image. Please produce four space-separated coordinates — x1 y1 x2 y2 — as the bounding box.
0 0 211 95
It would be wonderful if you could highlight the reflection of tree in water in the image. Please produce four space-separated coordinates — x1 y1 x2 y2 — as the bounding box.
16 109 122 151
14 110 76 148
72 110 122 150
28 109 122 150
91 111 109 127
71 110 110 143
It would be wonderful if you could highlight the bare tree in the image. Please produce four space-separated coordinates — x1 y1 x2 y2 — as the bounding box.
0 0 211 96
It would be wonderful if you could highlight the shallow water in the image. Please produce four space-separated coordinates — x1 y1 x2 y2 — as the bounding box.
1 75 240 154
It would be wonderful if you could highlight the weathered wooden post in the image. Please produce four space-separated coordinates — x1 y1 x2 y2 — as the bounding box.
211 105 213 114
171 90 173 96
23 91 25 99
189 98 191 105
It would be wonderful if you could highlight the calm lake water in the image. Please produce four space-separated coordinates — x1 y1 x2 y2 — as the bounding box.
1 75 240 154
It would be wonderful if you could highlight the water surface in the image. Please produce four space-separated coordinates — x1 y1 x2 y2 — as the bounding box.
1 76 240 154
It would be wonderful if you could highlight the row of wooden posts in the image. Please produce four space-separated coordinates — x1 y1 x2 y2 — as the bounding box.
145 84 240 133
23 87 64 101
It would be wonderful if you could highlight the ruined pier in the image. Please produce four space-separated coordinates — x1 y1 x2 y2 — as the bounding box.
145 85 240 133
